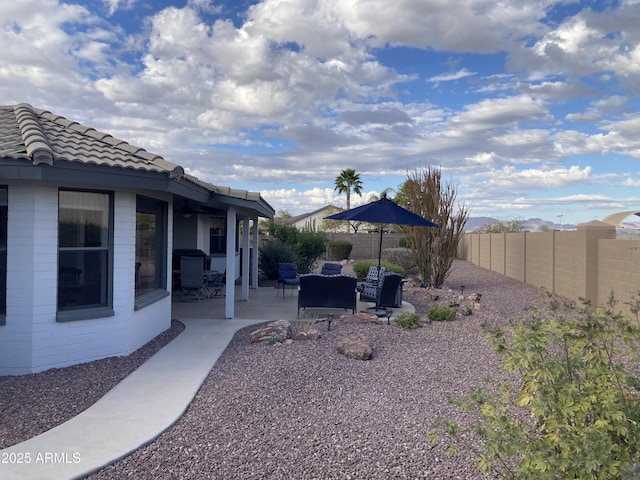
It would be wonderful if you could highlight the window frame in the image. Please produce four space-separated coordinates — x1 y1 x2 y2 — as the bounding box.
134 195 169 310
56 188 114 322
0 186 7 325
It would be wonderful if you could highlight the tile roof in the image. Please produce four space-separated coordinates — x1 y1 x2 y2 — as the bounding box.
0 103 185 178
0 103 274 217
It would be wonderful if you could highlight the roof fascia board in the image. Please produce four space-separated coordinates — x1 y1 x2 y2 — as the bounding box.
0 162 212 203
209 196 274 218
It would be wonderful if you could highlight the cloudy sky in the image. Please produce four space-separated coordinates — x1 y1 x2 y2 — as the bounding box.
2 0 640 224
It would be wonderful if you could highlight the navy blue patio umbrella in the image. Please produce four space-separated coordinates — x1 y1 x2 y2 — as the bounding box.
325 197 438 313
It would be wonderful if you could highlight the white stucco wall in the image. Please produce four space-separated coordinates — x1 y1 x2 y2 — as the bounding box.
0 185 172 375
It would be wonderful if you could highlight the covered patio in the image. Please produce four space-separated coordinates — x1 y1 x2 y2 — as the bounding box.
171 284 415 322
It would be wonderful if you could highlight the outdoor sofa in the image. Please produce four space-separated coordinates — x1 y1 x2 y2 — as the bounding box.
297 274 357 317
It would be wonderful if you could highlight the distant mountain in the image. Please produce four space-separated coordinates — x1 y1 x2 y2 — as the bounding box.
464 217 497 231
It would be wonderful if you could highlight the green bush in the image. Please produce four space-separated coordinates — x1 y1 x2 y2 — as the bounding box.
259 225 327 277
394 312 422 329
428 293 640 479
427 305 457 322
382 247 418 277
296 230 328 274
353 261 405 280
328 240 352 260
258 239 297 279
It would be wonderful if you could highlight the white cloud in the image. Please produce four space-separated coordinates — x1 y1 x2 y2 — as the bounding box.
483 165 591 189
102 0 137 16
427 69 476 83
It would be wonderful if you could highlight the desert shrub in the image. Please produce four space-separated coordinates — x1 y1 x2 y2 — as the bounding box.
328 240 352 260
352 261 405 280
428 293 640 479
258 239 297 279
427 304 457 322
394 312 422 329
399 236 409 248
259 227 327 277
296 230 328 274
382 247 419 277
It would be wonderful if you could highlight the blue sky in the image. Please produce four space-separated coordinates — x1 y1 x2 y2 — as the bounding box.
2 0 640 224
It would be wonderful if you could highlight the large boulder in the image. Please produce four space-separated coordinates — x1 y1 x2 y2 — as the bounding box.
336 333 372 360
250 320 292 344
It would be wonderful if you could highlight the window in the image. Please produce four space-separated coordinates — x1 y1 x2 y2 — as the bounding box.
0 187 7 322
135 196 167 302
209 217 239 254
210 217 226 254
58 190 112 315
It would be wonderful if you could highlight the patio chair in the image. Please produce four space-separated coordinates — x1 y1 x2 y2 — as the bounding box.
358 265 388 300
180 256 206 302
276 262 300 298
205 270 226 298
320 262 342 275
358 266 404 308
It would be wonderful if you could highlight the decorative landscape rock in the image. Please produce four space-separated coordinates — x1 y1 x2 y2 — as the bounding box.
340 312 381 325
250 319 292 344
458 304 473 316
292 328 322 341
336 333 372 360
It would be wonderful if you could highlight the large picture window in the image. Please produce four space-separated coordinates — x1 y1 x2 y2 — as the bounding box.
135 196 167 299
0 187 7 322
58 190 112 314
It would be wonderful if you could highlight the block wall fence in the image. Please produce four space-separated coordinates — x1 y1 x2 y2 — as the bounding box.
325 232 406 262
323 222 640 316
457 221 640 316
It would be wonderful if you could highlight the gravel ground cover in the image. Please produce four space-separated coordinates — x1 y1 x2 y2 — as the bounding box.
82 260 551 480
0 320 185 449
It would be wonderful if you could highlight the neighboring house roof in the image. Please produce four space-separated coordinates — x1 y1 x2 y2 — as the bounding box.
285 205 342 224
0 103 274 218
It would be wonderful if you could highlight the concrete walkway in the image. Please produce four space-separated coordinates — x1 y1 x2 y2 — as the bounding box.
0 286 414 480
0 317 266 480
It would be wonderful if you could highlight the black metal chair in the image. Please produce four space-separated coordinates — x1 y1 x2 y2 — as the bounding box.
180 256 206 301
205 270 226 298
276 263 300 298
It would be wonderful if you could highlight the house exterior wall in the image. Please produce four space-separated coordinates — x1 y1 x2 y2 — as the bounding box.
0 184 172 375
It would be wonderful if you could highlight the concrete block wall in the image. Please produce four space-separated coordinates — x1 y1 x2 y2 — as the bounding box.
524 231 554 291
505 233 526 283
326 232 405 261
597 239 640 311
459 221 640 316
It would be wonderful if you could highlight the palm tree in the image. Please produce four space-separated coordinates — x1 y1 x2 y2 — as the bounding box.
334 168 363 210
334 168 363 233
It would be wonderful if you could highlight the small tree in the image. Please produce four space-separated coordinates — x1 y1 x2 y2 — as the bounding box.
429 293 640 479
395 165 469 288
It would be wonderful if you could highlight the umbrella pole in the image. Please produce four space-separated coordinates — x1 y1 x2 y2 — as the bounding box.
375 225 383 311
363 225 388 317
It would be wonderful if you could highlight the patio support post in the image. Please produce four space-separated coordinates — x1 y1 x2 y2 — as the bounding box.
225 207 236 319
251 218 259 289
241 216 250 301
